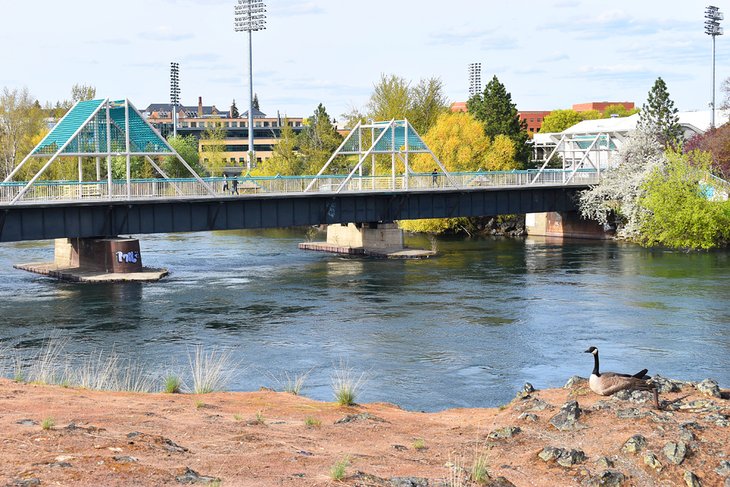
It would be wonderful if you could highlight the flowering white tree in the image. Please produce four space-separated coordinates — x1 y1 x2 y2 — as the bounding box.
579 130 666 240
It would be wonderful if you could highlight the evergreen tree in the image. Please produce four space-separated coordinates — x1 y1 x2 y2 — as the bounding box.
299 103 343 173
252 93 260 111
230 99 239 118
466 76 529 166
638 77 682 149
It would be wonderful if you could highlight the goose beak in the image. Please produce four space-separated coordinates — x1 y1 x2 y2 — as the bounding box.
583 348 591 353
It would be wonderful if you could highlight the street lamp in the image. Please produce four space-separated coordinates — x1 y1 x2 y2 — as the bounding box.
170 62 180 138
705 5 724 128
234 0 267 171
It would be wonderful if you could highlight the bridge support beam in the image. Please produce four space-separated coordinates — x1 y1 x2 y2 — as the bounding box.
54 237 144 273
525 212 610 240
299 223 435 259
14 237 167 282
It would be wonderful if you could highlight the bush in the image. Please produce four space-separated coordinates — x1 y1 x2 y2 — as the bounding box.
639 151 730 249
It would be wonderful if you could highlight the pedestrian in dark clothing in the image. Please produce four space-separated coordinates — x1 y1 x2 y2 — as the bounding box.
231 177 239 195
431 168 438 186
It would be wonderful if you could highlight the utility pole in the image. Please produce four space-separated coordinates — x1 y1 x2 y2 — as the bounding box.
705 5 724 128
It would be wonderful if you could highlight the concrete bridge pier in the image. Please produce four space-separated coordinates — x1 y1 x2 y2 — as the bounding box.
525 212 610 239
14 237 167 282
299 223 435 259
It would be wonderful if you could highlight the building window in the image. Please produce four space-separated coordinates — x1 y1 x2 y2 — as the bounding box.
203 158 209 163
239 157 245 163
255 121 262 127
537 118 542 122
230 158 235 163
190 122 197 128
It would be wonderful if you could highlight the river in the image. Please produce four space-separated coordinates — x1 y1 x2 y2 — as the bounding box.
0 230 728 411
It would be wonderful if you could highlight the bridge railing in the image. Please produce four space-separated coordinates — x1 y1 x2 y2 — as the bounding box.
0 169 600 205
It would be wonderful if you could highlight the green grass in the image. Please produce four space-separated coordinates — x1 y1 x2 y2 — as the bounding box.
255 410 265 425
41 418 55 430
329 456 350 481
194 400 205 409
471 451 489 484
331 360 367 406
163 374 182 394
188 346 236 394
233 414 243 421
413 438 426 450
304 416 321 428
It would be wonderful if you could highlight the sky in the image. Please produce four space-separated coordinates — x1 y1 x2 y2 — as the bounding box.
1 0 728 121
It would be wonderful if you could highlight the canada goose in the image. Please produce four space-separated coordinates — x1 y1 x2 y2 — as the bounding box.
584 346 659 409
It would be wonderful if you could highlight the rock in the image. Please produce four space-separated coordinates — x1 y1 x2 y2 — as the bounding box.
515 383 535 400
392 444 408 451
595 457 614 469
622 435 647 454
350 471 389 486
113 456 138 463
582 470 625 487
616 408 649 419
538 447 562 462
564 376 587 389
175 467 221 485
15 419 38 426
485 478 516 487
648 375 682 393
335 413 386 424
10 479 41 487
695 379 721 398
642 452 662 471
684 470 701 487
537 447 585 466
715 460 730 476
557 449 587 467
518 413 538 422
705 413 729 427
488 426 521 440
549 401 582 431
663 441 688 465
163 438 189 453
679 426 696 443
613 390 655 404
680 421 703 430
390 477 430 487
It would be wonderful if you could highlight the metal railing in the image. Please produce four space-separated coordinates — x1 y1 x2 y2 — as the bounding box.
0 169 600 206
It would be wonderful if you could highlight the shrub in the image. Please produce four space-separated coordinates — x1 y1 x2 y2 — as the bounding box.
329 456 350 481
331 361 367 406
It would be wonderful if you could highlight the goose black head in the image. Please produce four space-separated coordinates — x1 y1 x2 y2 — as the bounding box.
584 346 598 354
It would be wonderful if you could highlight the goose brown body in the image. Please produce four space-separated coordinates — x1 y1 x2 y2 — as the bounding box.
584 346 660 408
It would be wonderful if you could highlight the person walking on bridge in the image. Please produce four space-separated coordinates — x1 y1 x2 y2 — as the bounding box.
231 177 239 195
431 168 438 187
222 174 229 193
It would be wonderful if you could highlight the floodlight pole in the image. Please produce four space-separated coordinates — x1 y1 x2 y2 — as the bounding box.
705 5 724 128
235 0 267 172
170 62 180 138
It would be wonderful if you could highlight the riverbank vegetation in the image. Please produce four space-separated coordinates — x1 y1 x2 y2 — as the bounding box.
580 77 730 250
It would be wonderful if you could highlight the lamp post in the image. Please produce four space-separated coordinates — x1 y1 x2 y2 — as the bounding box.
234 0 267 171
170 62 180 138
705 5 724 129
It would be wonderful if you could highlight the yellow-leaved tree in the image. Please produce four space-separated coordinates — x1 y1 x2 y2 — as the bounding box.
401 112 492 234
486 134 519 171
412 112 490 172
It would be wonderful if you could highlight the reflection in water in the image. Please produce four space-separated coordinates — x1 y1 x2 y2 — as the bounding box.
0 229 728 411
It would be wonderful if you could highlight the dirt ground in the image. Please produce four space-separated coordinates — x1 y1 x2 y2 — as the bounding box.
0 378 728 486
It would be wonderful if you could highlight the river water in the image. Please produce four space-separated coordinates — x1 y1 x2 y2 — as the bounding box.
0 230 728 411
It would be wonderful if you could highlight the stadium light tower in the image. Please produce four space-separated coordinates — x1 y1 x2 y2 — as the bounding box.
170 62 180 138
235 0 267 171
705 5 724 128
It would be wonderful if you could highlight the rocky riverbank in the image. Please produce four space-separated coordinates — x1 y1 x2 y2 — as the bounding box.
0 376 727 486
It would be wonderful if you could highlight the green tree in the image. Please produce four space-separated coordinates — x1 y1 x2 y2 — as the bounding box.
0 87 46 179
71 83 96 104
408 77 449 134
638 77 682 149
299 104 343 173
367 74 410 121
540 109 585 133
165 135 204 178
255 118 302 176
602 104 639 118
466 75 529 166
200 122 227 176
639 150 730 249
230 99 239 119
